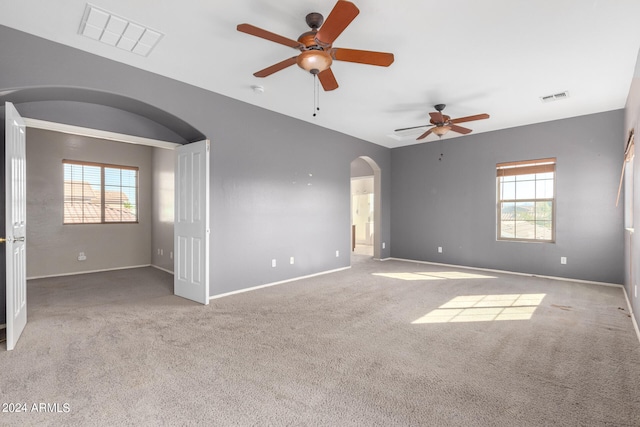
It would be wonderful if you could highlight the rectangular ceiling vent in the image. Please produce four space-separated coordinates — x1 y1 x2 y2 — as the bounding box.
78 3 163 57
540 91 570 103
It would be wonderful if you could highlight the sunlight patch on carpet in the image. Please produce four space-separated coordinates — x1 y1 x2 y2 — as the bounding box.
372 271 496 281
412 293 546 324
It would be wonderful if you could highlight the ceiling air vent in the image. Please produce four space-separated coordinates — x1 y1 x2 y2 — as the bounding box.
78 4 163 57
540 91 570 103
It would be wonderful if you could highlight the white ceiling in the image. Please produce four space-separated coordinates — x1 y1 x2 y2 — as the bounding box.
2 0 640 148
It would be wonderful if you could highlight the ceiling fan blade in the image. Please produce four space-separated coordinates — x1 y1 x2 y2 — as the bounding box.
315 1 360 46
331 48 394 66
416 128 434 140
394 124 432 132
450 124 473 135
429 111 444 124
318 68 339 91
253 56 298 77
237 24 303 49
450 113 490 124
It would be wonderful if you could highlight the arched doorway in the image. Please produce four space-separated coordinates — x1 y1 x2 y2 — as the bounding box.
350 156 381 260
1 87 208 336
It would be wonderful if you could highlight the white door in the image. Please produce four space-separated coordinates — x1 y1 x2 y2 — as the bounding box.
174 140 210 304
5 102 27 350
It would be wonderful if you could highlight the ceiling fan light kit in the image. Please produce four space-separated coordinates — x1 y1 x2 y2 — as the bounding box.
296 49 332 75
431 126 451 137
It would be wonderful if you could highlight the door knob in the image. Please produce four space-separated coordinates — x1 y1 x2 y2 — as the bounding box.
0 237 25 243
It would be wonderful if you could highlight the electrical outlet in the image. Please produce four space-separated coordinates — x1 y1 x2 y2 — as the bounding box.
290 257 295 265
157 248 161 255
271 259 276 268
160 249 164 256
78 252 86 261
336 250 340 257
382 242 386 249
561 257 567 265
438 247 443 253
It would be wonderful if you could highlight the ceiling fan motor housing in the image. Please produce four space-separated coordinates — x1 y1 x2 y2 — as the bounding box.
431 115 451 126
297 30 332 74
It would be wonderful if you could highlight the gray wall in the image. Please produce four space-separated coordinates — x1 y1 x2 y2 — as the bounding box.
210 116 390 294
25 128 153 278
351 157 374 177
151 147 175 273
0 25 391 300
390 110 625 284
624 68 640 328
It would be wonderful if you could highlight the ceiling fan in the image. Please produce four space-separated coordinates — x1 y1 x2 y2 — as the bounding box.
237 0 394 91
395 104 490 140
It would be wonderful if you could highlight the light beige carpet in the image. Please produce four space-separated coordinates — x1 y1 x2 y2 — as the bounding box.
1 256 640 426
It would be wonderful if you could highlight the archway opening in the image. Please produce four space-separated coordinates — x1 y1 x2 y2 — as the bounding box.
350 156 381 260
1 87 208 332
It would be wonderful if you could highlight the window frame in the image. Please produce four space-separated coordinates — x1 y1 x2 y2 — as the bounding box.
63 159 139 225
496 157 556 243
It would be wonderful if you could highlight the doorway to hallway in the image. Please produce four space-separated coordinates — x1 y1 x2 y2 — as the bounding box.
350 156 381 260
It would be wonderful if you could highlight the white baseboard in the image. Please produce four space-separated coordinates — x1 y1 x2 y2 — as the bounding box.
27 264 152 280
388 257 623 288
210 266 351 301
151 265 174 275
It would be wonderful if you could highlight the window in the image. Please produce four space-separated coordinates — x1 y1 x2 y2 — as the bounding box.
497 158 555 242
63 160 138 224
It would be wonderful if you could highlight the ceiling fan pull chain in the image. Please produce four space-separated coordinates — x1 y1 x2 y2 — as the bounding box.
313 74 320 117
316 76 320 115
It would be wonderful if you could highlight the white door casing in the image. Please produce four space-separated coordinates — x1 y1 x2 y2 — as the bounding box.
174 140 210 304
5 102 27 350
